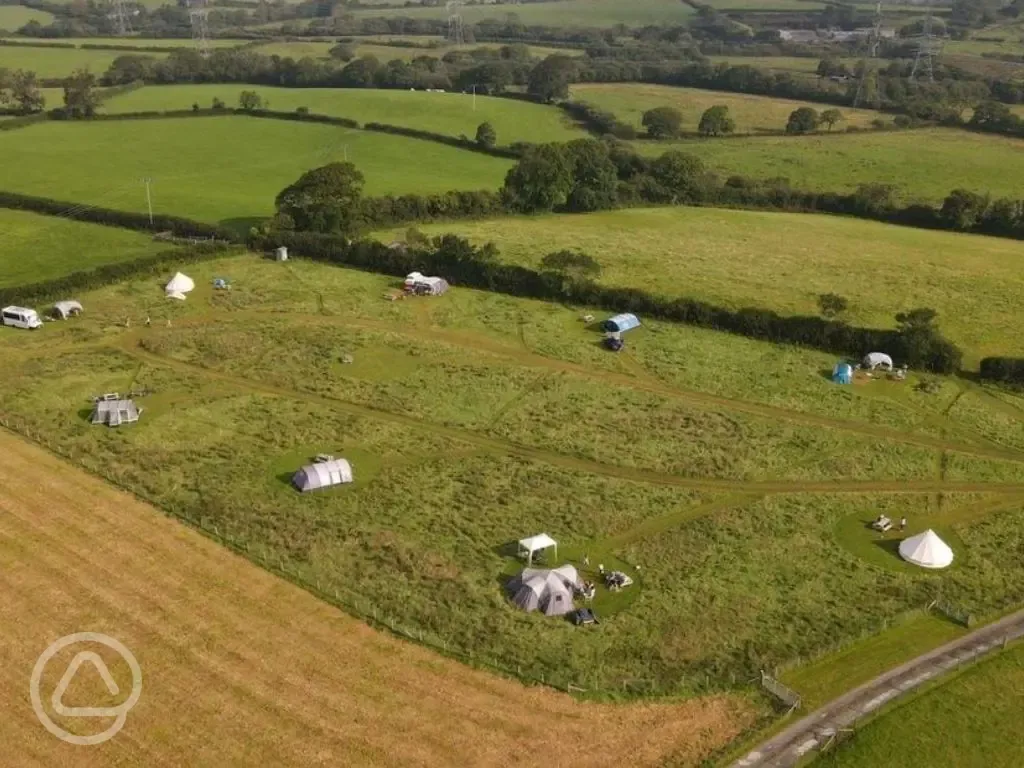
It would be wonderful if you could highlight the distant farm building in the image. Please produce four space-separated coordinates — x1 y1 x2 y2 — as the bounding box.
52 300 83 320
91 397 142 427
404 272 449 296
603 313 640 334
832 362 853 384
292 457 353 492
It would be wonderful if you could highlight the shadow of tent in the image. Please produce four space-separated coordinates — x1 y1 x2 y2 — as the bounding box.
872 536 905 562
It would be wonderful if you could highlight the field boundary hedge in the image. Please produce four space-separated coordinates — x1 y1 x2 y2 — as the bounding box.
253 230 964 373
979 358 1024 387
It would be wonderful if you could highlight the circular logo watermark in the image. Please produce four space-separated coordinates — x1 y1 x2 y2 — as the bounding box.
30 632 142 746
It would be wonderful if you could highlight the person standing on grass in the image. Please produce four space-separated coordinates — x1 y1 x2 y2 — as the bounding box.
901 516 907 531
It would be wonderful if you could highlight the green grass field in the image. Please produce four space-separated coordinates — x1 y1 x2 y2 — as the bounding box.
99 84 585 145
571 83 883 134
0 44 165 78
350 0 695 27
702 0 827 9
0 116 512 226
0 6 54 29
704 55 823 75
0 249 1022 698
384 206 1024 364
0 36 243 48
0 208 173 288
635 128 1024 202
821 641 1024 767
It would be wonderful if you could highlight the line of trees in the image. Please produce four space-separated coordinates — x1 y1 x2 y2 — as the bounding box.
253 228 963 373
978 358 1024 387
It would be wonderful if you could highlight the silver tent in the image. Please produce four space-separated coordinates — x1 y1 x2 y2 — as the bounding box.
52 300 83 320
507 565 580 617
292 458 353 492
91 399 141 427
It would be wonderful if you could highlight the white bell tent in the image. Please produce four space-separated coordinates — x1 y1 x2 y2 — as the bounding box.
165 272 196 300
898 529 954 569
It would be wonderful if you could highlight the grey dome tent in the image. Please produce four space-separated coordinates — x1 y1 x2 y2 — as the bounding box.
507 565 580 617
292 458 353 492
91 398 141 427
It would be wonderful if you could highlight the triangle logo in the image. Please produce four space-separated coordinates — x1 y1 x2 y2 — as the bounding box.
51 651 122 717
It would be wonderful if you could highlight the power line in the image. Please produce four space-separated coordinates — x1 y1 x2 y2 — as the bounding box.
186 0 211 57
910 0 943 82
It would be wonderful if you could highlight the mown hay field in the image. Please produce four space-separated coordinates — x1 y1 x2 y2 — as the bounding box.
633 128 1024 202
2 252 1023 698
0 430 754 767
0 116 512 226
350 0 695 26
100 84 586 144
385 206 1024 364
822 640 1024 768
570 83 883 134
0 208 173 288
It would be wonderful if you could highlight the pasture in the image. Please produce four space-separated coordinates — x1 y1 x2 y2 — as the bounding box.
0 431 753 767
0 116 512 225
99 84 585 144
0 6 53 29
1 251 1023 699
570 83 882 134
350 0 695 27
634 128 1024 202
0 208 172 288
0 36 243 48
822 641 1024 768
385 206 1024 364
0 44 162 78
704 55 824 75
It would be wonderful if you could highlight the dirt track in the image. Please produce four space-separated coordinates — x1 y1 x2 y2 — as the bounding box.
0 430 753 768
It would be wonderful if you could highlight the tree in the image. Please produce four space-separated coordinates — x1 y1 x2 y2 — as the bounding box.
785 107 819 134
697 105 735 137
564 139 619 212
475 121 496 149
851 183 898 216
339 56 381 88
819 109 843 131
274 162 366 235
540 250 602 279
817 293 848 318
329 43 356 62
526 55 577 103
940 189 990 230
969 100 1016 130
238 90 265 111
10 70 44 113
502 143 574 212
212 97 226 110
641 106 684 139
103 54 157 86
62 69 99 119
645 151 708 203
896 307 938 332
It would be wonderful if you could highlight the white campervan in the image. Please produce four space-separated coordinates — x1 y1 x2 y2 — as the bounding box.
1 306 43 330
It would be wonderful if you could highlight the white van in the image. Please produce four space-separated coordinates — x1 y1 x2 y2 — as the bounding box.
1 306 43 330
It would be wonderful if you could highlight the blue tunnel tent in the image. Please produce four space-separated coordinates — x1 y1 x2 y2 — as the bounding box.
603 313 641 333
832 362 853 384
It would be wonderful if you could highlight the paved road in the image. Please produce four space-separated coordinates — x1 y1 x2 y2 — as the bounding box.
733 608 1024 767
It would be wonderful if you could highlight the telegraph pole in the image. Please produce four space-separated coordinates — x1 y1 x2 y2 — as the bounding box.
142 178 153 226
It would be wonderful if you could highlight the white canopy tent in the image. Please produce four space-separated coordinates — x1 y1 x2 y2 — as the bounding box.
518 533 557 565
165 272 195 300
899 529 954 569
862 352 894 370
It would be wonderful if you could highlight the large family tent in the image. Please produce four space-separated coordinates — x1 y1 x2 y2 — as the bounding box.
507 565 580 617
91 399 142 427
404 272 449 296
832 362 853 384
899 529 954 569
292 458 353 492
165 272 195 301
862 352 894 370
52 300 83 320
518 533 557 565
603 313 640 334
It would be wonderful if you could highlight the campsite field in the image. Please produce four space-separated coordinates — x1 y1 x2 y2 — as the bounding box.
1 252 1023 698
350 0 695 26
385 206 1024 364
0 430 754 767
570 83 882 135
821 640 1024 768
632 128 1024 202
99 84 585 145
0 117 512 226
0 208 173 289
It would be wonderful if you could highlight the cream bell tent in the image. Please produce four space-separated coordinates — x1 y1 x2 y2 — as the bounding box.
165 272 195 300
507 565 580 617
899 529 954 569
518 533 557 565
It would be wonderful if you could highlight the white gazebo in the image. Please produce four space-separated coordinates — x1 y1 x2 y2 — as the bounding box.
899 529 954 569
518 533 557 565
